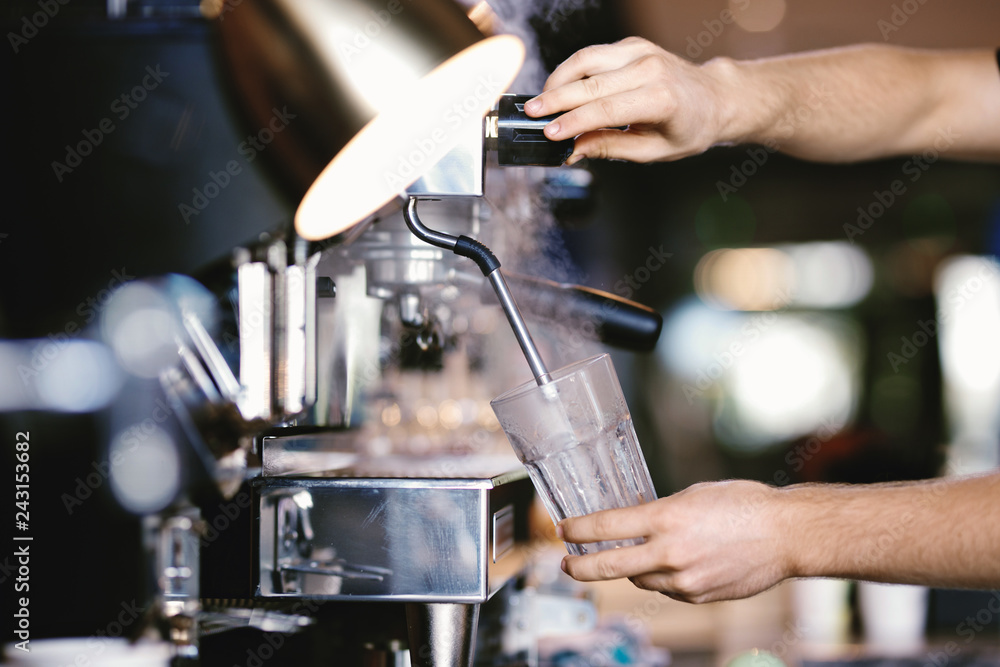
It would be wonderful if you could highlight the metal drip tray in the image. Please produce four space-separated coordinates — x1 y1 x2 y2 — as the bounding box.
255 451 533 603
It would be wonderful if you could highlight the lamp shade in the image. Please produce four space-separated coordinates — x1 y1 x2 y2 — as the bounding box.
216 0 524 241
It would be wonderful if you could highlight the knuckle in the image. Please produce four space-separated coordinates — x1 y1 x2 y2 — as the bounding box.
630 575 656 592
595 557 620 580
597 96 617 122
591 137 610 161
670 571 703 599
635 53 666 76
576 43 604 65
593 510 615 533
652 84 675 112
647 502 671 532
620 36 651 50
583 75 605 99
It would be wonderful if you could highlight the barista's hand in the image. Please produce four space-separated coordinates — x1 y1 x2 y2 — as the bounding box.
558 480 793 603
525 37 736 164
528 39 1000 164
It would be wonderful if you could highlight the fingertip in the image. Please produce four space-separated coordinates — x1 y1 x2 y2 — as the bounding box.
560 557 568 573
543 121 562 140
524 98 542 116
565 153 585 166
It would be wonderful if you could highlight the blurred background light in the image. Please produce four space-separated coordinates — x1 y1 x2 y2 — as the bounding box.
694 242 873 311
936 255 1000 392
658 296 744 382
0 340 124 413
102 276 217 379
694 248 793 311
729 0 787 33
109 425 182 515
784 242 874 308
659 298 862 453
717 315 859 450
935 254 1000 471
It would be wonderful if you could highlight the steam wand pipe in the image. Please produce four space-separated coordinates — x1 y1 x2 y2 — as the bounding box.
403 197 551 385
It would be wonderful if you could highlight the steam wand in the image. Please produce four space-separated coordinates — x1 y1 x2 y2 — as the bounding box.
403 197 551 385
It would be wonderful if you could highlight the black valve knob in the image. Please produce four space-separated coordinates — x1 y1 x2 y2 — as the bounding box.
486 94 574 167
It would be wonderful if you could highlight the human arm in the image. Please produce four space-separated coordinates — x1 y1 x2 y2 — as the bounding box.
558 472 1000 603
525 37 1000 164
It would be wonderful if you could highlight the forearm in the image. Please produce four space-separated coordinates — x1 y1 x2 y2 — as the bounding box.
709 44 1000 162
779 472 1000 587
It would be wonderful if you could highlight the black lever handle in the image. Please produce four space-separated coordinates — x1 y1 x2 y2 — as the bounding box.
500 272 663 352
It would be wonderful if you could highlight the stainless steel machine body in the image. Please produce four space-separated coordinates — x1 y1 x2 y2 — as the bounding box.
0 2 660 664
257 454 532 602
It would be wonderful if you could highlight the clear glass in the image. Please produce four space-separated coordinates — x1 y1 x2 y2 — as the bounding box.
491 354 656 555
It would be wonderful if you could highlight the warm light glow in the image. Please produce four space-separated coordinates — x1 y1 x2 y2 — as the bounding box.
729 0 787 32
439 399 463 430
694 242 873 311
328 23 424 114
466 1 498 34
381 402 402 427
416 404 439 429
295 34 525 241
695 248 793 310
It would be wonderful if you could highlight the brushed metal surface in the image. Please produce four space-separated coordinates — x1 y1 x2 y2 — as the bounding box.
256 457 531 602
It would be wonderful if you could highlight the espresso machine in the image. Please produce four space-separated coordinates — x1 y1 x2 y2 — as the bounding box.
0 0 661 664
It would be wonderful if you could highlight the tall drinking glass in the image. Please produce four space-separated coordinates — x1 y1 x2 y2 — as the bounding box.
490 354 656 555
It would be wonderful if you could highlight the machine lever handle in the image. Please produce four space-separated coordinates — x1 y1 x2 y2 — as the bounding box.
501 273 663 353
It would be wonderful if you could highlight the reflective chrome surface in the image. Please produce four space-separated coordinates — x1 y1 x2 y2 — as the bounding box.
405 602 480 667
406 118 485 198
236 242 319 422
257 454 532 602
